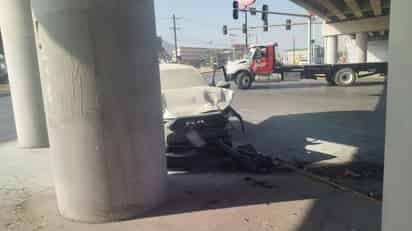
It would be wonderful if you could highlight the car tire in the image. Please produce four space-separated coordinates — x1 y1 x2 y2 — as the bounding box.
237 72 252 89
334 68 357 86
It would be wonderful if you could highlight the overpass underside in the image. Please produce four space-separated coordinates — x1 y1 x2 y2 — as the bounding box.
291 0 390 64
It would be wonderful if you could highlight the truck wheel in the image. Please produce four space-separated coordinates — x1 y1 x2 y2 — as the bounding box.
334 68 357 86
237 72 252 89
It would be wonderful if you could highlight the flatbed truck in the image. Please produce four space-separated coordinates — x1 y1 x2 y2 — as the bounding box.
225 43 388 89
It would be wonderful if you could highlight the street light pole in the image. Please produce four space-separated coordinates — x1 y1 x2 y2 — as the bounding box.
307 16 313 64
172 14 179 63
244 9 248 50
293 36 296 64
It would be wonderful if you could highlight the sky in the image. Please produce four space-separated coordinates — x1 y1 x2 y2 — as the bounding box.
154 0 322 53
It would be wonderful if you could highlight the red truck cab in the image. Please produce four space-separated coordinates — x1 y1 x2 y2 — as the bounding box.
249 43 277 75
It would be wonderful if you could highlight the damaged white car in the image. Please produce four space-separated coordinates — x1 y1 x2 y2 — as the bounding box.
160 64 243 157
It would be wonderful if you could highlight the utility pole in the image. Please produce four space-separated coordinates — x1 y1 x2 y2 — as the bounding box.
293 37 296 64
244 10 248 50
307 16 313 64
172 14 179 63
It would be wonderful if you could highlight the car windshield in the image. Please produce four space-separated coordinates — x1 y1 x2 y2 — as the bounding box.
159 64 208 90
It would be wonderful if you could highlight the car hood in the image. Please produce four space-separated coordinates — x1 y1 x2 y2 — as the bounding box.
162 86 234 120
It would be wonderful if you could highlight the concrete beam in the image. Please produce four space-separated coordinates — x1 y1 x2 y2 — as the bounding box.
289 0 329 20
32 0 167 223
370 0 382 16
325 0 390 18
315 0 347 20
323 15 389 37
344 0 363 18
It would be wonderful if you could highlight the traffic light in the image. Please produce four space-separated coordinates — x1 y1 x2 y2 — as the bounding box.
242 24 247 34
263 21 268 32
262 4 269 21
250 7 257 15
286 19 291 30
223 25 228 35
262 4 269 32
233 1 239 20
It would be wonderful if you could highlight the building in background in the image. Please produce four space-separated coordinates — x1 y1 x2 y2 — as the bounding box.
285 48 307 64
173 46 232 67
231 43 248 60
284 46 324 64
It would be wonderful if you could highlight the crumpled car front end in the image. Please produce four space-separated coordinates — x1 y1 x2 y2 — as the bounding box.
162 86 236 156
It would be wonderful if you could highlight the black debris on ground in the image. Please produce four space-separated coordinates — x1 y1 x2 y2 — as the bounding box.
243 177 279 190
306 162 384 200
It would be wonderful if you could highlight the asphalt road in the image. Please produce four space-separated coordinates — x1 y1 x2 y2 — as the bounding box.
230 77 386 166
1 77 387 166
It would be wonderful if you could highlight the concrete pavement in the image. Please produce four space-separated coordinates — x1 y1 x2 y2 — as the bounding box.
0 139 381 231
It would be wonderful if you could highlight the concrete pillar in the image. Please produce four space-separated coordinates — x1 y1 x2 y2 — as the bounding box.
31 0 167 223
354 32 368 63
325 36 338 64
0 0 48 148
382 1 412 230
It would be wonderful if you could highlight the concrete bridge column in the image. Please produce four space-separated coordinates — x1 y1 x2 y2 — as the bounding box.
325 35 338 64
31 0 167 223
355 32 368 63
382 1 412 230
0 0 49 148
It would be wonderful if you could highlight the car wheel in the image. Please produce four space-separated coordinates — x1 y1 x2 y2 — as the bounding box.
334 68 357 86
237 72 252 89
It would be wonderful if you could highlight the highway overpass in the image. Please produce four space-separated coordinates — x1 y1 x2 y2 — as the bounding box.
292 0 390 64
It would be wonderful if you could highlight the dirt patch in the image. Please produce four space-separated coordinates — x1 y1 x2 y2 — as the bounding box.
306 162 384 200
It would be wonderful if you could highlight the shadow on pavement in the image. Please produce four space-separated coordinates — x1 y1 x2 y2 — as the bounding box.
233 110 385 165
